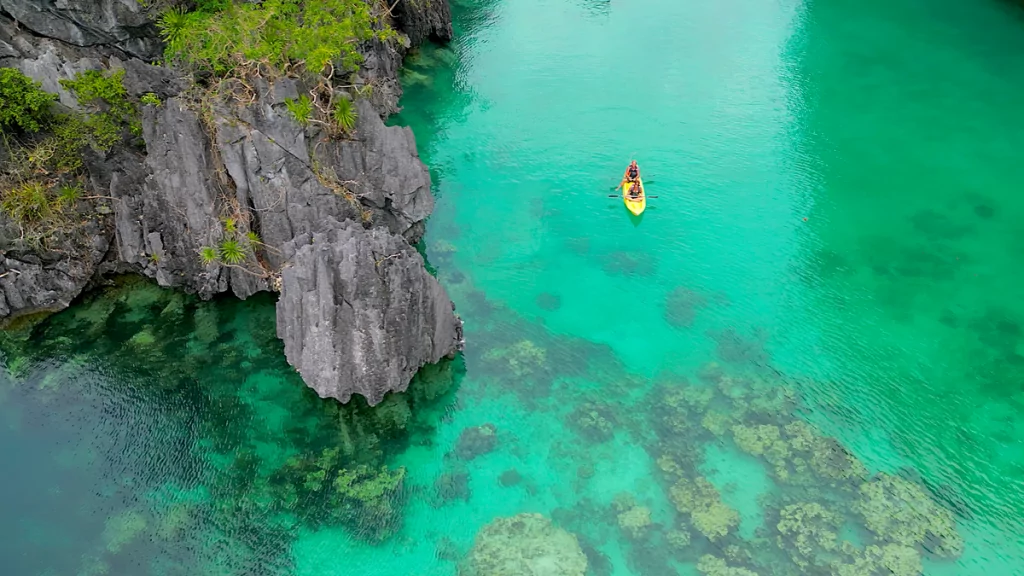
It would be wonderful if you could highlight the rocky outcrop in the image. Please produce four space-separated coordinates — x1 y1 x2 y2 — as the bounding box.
393 0 454 48
0 0 462 406
0 0 163 60
277 218 461 405
0 203 110 318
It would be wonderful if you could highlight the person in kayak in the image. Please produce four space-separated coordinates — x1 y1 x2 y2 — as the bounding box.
628 181 642 200
624 160 640 186
621 160 642 198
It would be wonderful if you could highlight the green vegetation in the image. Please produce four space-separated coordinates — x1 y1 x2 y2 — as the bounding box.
285 94 314 126
0 68 57 133
1 68 143 243
60 69 142 138
199 246 218 265
332 97 357 132
218 239 245 264
158 0 391 79
157 0 380 136
56 182 82 205
140 92 162 106
1 181 52 224
198 215 264 269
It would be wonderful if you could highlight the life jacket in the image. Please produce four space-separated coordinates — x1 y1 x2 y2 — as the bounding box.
627 165 638 178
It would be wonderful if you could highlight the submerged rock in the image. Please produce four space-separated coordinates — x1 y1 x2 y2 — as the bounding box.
535 292 561 311
434 469 471 505
664 286 707 328
454 423 498 460
463 513 588 576
498 469 522 487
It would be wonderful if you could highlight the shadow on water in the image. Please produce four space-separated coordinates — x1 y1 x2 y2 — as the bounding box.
627 207 645 226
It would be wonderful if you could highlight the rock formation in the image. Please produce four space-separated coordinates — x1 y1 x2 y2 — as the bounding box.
0 0 463 405
277 218 461 405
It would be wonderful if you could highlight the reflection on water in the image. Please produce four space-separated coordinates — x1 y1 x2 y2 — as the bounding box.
6 0 1024 574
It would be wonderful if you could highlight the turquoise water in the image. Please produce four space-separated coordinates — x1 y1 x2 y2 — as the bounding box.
6 0 1024 574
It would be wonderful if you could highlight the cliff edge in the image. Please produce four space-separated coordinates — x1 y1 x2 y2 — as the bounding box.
0 0 463 405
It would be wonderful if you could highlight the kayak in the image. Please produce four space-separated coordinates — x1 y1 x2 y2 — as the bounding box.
623 178 646 216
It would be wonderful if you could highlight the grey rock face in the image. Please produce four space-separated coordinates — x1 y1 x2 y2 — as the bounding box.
128 97 240 297
0 0 463 404
316 99 435 241
278 218 462 405
0 14 108 109
393 0 454 46
358 36 407 117
212 79 361 272
0 200 113 323
212 82 434 253
0 0 163 60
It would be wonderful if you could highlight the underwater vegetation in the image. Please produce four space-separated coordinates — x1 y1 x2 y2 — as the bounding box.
638 363 965 576
0 273 971 576
0 276 462 574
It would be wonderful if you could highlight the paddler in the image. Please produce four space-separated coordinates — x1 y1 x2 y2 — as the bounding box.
620 160 641 198
624 160 640 187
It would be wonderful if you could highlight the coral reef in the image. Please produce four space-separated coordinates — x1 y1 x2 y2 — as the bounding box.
462 513 587 576
644 362 966 575
667 475 740 541
611 493 653 541
434 469 471 505
101 510 148 553
855 472 963 558
773 501 841 569
481 340 547 378
565 401 618 443
832 542 923 576
498 469 522 487
696 554 760 576
455 423 498 460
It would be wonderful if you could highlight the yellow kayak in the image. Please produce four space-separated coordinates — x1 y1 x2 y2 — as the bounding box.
623 178 646 216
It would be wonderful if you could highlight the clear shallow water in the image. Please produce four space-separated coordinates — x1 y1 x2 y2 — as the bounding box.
5 0 1024 574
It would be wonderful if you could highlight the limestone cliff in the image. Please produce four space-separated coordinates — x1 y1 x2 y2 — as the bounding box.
0 0 462 405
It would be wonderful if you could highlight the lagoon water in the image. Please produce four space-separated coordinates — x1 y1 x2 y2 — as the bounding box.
5 0 1024 574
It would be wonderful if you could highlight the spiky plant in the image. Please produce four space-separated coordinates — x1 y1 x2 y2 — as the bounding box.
219 239 246 264
285 95 313 127
199 246 218 265
332 98 357 133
